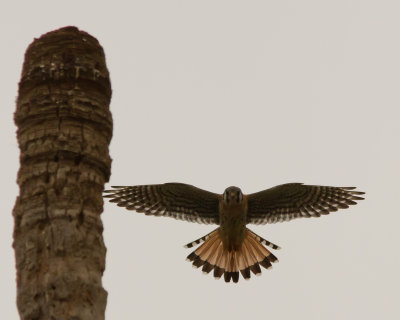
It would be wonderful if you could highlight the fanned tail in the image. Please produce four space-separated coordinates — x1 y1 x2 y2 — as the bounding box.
186 228 279 283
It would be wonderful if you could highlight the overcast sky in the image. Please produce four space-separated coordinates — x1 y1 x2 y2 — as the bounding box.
1 1 399 319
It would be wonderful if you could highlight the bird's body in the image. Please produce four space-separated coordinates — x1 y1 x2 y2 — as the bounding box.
104 182 364 283
218 187 247 250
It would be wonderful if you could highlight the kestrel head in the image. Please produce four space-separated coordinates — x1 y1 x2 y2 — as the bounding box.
223 186 243 205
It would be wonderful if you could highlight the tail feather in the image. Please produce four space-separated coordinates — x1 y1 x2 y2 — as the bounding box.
213 247 226 279
240 266 251 280
224 271 232 282
201 239 221 274
208 241 223 266
238 244 252 280
211 242 225 278
214 266 224 279
248 233 279 263
241 240 262 275
202 262 214 274
186 228 279 283
247 229 281 250
192 233 219 270
184 228 218 248
250 263 262 276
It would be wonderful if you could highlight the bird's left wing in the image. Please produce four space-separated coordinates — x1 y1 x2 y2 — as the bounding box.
104 183 220 224
247 183 364 224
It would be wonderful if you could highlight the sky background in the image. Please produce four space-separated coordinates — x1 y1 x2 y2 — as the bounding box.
1 0 399 319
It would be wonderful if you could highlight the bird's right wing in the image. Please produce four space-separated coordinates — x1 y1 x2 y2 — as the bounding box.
247 183 364 224
104 183 220 224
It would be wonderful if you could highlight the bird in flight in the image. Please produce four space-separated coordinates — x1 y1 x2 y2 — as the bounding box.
104 183 364 283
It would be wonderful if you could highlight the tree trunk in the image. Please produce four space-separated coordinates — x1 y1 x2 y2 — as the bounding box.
13 26 112 320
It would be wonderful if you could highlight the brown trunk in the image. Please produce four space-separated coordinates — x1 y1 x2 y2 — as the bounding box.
13 26 112 320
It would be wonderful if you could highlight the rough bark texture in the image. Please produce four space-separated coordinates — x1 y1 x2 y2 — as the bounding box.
13 26 112 320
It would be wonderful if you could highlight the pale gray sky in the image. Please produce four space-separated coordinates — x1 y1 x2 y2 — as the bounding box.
1 1 399 319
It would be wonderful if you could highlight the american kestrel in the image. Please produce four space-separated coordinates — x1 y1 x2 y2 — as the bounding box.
104 183 364 283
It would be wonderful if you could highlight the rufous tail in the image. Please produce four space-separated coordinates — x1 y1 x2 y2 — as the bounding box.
185 228 280 283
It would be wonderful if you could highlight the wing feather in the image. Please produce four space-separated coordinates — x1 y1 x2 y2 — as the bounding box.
247 183 364 224
104 183 219 224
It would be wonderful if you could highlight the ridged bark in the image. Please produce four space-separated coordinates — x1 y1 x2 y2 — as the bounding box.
13 26 112 320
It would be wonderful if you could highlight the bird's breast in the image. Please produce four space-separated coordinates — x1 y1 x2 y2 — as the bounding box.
218 197 248 250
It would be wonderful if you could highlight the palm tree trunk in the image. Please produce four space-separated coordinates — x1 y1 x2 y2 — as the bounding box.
13 26 112 320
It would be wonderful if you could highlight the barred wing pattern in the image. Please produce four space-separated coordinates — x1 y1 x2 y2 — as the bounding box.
104 183 220 224
247 183 365 224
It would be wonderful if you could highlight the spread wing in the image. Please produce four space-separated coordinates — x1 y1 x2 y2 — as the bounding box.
104 183 220 224
247 183 364 224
